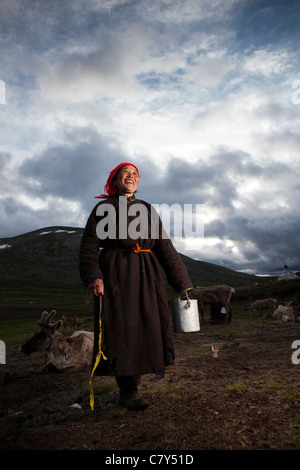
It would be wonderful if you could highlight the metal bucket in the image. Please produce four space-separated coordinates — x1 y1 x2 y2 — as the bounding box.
171 293 200 333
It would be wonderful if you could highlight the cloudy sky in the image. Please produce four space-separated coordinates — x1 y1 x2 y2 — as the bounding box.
1 0 300 275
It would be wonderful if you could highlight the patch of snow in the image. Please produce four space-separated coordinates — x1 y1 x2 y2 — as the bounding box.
39 229 77 235
55 230 76 234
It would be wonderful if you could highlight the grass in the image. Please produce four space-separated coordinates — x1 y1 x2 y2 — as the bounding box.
285 387 300 402
0 282 93 339
224 382 249 393
90 380 118 396
264 374 282 390
149 380 182 404
153 421 177 439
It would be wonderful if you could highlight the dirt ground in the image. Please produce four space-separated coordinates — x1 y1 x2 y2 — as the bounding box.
1 318 300 452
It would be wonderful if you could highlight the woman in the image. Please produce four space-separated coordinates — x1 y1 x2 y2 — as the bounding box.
79 162 193 411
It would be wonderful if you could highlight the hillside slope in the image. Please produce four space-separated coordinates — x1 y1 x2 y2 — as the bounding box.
0 226 261 289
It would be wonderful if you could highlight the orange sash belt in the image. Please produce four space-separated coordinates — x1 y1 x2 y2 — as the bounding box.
110 243 152 254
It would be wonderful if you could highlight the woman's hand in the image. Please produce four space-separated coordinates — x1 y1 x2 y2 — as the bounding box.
88 278 104 296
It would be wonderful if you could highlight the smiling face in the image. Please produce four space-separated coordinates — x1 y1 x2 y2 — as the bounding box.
114 164 139 197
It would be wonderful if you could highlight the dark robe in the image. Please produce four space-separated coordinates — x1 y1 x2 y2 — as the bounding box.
79 196 193 377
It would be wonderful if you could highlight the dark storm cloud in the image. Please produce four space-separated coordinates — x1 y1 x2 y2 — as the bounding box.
137 151 300 274
18 127 127 206
144 150 263 207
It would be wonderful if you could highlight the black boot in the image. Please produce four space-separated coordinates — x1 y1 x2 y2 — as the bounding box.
116 375 149 411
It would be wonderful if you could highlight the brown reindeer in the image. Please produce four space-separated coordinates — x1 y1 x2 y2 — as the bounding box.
189 285 235 323
245 298 277 319
20 310 94 372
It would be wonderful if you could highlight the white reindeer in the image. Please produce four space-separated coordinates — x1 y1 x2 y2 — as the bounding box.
273 301 298 322
20 310 94 372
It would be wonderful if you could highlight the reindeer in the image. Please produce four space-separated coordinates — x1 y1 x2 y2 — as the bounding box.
20 310 94 372
245 298 277 319
273 301 298 322
189 285 235 323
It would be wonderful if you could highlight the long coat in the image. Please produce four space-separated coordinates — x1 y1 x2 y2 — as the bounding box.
79 196 193 377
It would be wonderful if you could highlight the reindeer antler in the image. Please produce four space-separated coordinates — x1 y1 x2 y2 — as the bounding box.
37 310 57 327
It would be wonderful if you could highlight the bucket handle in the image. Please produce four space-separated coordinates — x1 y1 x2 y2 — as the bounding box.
176 290 192 308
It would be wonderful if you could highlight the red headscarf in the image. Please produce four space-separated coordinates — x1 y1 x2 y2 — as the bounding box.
95 162 140 199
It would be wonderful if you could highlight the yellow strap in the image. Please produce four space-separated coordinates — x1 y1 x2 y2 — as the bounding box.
89 296 107 411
